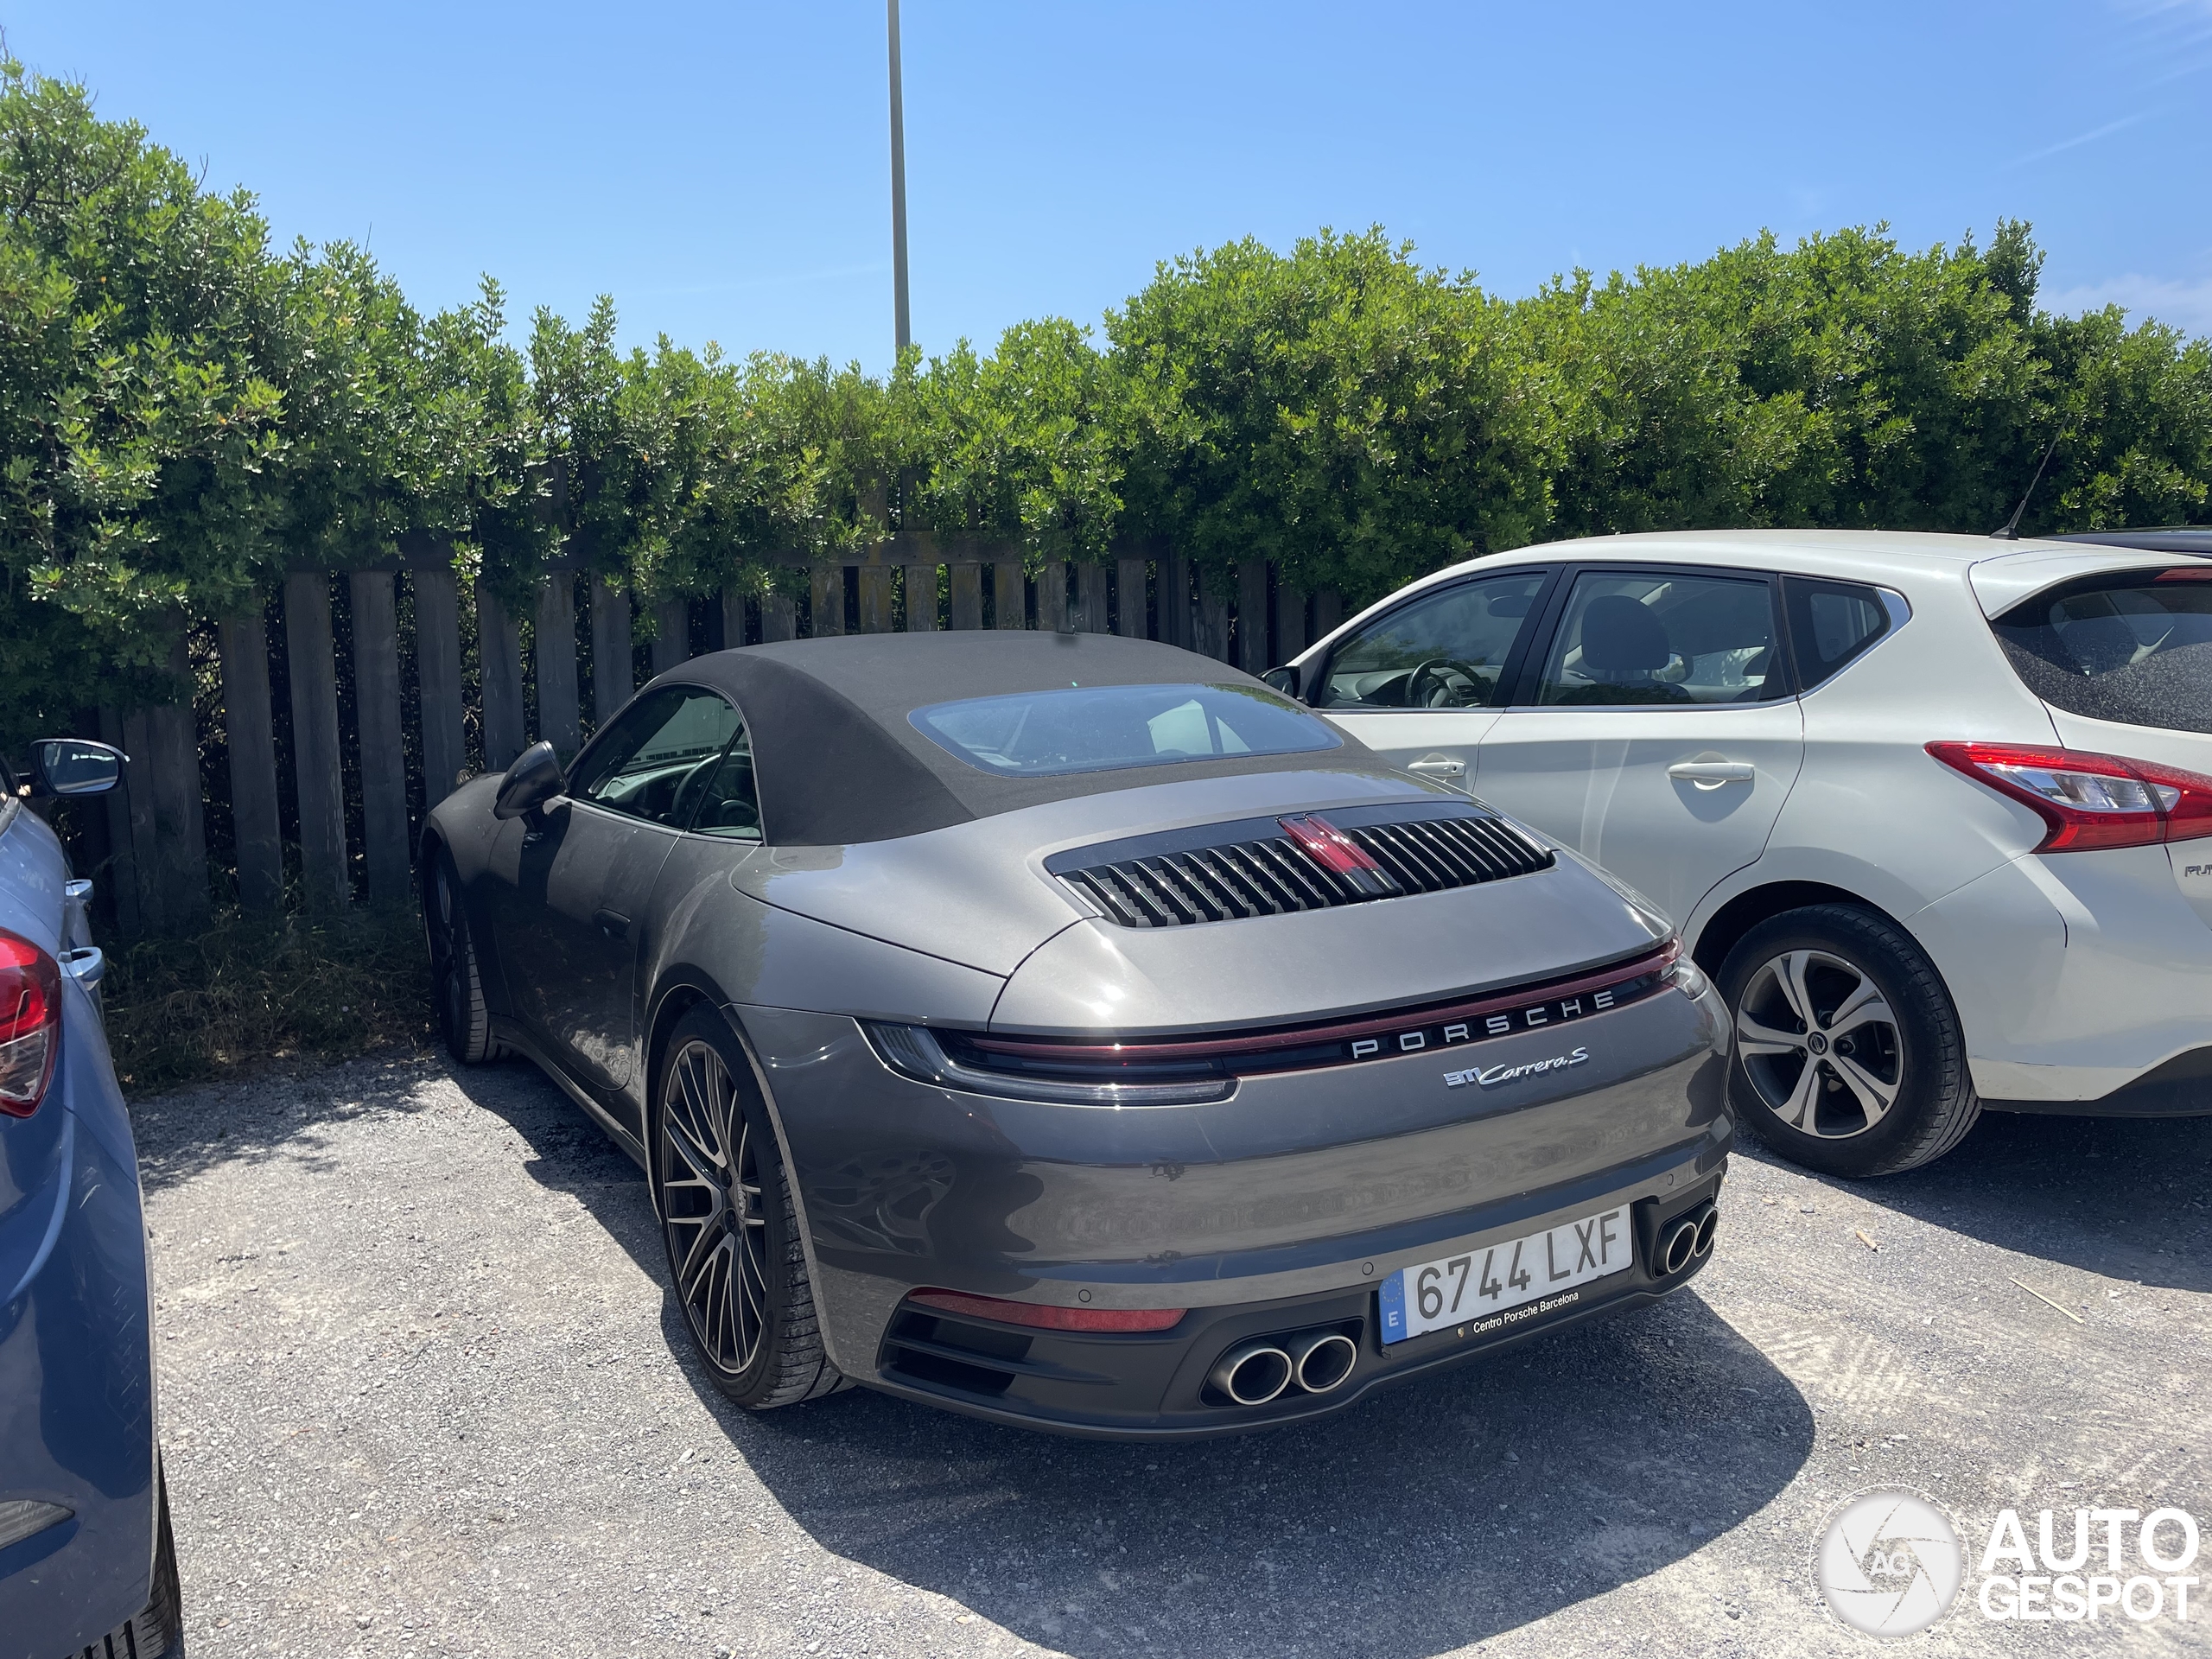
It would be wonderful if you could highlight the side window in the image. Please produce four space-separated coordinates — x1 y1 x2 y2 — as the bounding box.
569 686 743 829
1535 571 1783 706
682 729 763 840
1783 575 1891 690
1316 570 1548 709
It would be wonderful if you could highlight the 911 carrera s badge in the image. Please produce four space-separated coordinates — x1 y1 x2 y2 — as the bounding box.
1445 1046 1592 1089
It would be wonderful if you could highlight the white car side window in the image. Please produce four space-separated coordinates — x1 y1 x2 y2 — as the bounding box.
1536 572 1783 706
1317 571 1549 709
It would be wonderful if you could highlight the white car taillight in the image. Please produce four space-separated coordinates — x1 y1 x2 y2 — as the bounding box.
0 927 62 1116
1926 742 2212 852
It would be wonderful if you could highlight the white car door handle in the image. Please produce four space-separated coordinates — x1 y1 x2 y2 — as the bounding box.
1406 756 1466 778
1668 761 1756 786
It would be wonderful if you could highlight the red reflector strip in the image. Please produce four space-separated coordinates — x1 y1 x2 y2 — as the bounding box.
2155 567 2212 582
906 1289 1186 1333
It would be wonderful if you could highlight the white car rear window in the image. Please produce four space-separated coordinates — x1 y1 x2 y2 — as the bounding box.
1990 569 2212 734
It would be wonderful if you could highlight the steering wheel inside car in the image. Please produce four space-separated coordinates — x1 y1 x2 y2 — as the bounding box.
1406 658 1490 708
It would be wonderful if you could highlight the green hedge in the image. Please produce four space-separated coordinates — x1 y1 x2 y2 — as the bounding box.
3 54 2208 745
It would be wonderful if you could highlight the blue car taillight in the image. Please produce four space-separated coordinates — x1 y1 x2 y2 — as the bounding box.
1 927 62 1116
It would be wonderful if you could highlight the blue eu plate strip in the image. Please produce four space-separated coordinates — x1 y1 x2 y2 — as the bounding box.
1378 1269 1408 1345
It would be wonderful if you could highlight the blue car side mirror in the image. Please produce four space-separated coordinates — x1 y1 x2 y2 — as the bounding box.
30 738 124 798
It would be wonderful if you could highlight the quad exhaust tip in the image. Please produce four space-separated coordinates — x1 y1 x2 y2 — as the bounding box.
1287 1330 1358 1395
1211 1327 1358 1407
1211 1340 1294 1406
1660 1202 1719 1276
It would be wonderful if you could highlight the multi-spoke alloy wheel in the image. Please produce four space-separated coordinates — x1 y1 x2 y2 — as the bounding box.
659 1038 770 1377
1733 949 1903 1139
650 1007 844 1408
1719 905 1981 1179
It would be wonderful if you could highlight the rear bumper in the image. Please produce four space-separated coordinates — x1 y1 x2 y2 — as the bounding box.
0 983 158 1659
862 1166 1725 1439
1912 844 2212 1105
734 977 1732 1436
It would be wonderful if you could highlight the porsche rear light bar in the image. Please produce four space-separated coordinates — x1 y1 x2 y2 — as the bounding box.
906 1289 1186 1333
1926 742 2212 851
0 928 62 1116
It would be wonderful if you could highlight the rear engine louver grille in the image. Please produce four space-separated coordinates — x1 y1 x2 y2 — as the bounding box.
1059 814 1554 928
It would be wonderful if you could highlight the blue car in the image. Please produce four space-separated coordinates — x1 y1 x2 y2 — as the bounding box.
0 739 180 1659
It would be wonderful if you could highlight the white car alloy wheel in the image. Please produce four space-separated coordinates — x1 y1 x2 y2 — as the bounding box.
1733 949 1904 1139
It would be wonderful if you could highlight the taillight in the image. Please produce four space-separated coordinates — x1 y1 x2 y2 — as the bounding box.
1 929 62 1116
1926 742 2212 852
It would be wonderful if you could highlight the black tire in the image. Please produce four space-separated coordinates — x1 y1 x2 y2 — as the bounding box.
1719 904 1982 1179
652 1005 844 1409
424 847 505 1065
107 1463 185 1658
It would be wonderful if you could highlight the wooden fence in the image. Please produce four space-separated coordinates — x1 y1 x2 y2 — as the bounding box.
87 539 1344 932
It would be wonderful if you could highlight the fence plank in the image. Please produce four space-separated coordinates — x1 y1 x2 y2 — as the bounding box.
1196 578 1230 663
98 707 145 934
761 588 797 643
994 563 1027 630
535 575 582 759
948 563 983 631
1157 552 1192 650
1236 561 1270 672
1313 589 1344 644
903 563 939 631
720 588 748 652
349 571 411 905
1077 563 1109 633
1114 555 1147 638
1038 562 1071 632
810 567 846 637
477 582 526 772
146 632 211 925
284 572 351 910
217 613 284 911
860 562 895 632
591 576 634 721
1275 582 1309 662
652 599 690 675
413 567 467 804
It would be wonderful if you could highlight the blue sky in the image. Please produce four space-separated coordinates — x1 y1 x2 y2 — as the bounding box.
7 2 2209 368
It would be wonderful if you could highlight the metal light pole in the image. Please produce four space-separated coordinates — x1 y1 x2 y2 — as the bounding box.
887 0 912 359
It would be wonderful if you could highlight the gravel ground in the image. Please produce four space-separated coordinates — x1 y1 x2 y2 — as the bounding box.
135 1050 2209 1658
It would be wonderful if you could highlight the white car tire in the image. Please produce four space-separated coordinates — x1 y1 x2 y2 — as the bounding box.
1719 905 1983 1178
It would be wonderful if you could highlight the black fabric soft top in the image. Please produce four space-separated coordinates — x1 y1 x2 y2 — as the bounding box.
659 632 1386 845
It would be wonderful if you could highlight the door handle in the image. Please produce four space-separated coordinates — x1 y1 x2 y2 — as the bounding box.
593 908 630 941
1406 755 1467 778
1668 761 1756 788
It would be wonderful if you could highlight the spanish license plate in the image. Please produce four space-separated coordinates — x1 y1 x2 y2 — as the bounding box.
1378 1205 1631 1344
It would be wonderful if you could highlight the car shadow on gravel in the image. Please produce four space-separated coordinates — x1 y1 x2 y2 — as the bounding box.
447 1056 1814 1657
700 1291 1809 1659
131 1046 444 1192
1738 1109 2212 1294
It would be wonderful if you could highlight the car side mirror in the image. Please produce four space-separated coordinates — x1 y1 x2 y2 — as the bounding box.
30 738 124 798
1262 666 1302 702
493 741 566 820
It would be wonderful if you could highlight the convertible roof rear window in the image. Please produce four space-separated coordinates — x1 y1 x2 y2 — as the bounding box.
910 683 1342 778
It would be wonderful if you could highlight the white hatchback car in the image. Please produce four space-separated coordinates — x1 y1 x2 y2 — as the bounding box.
1279 530 2212 1177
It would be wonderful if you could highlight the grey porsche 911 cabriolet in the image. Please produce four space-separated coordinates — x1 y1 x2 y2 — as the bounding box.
423 632 1732 1437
